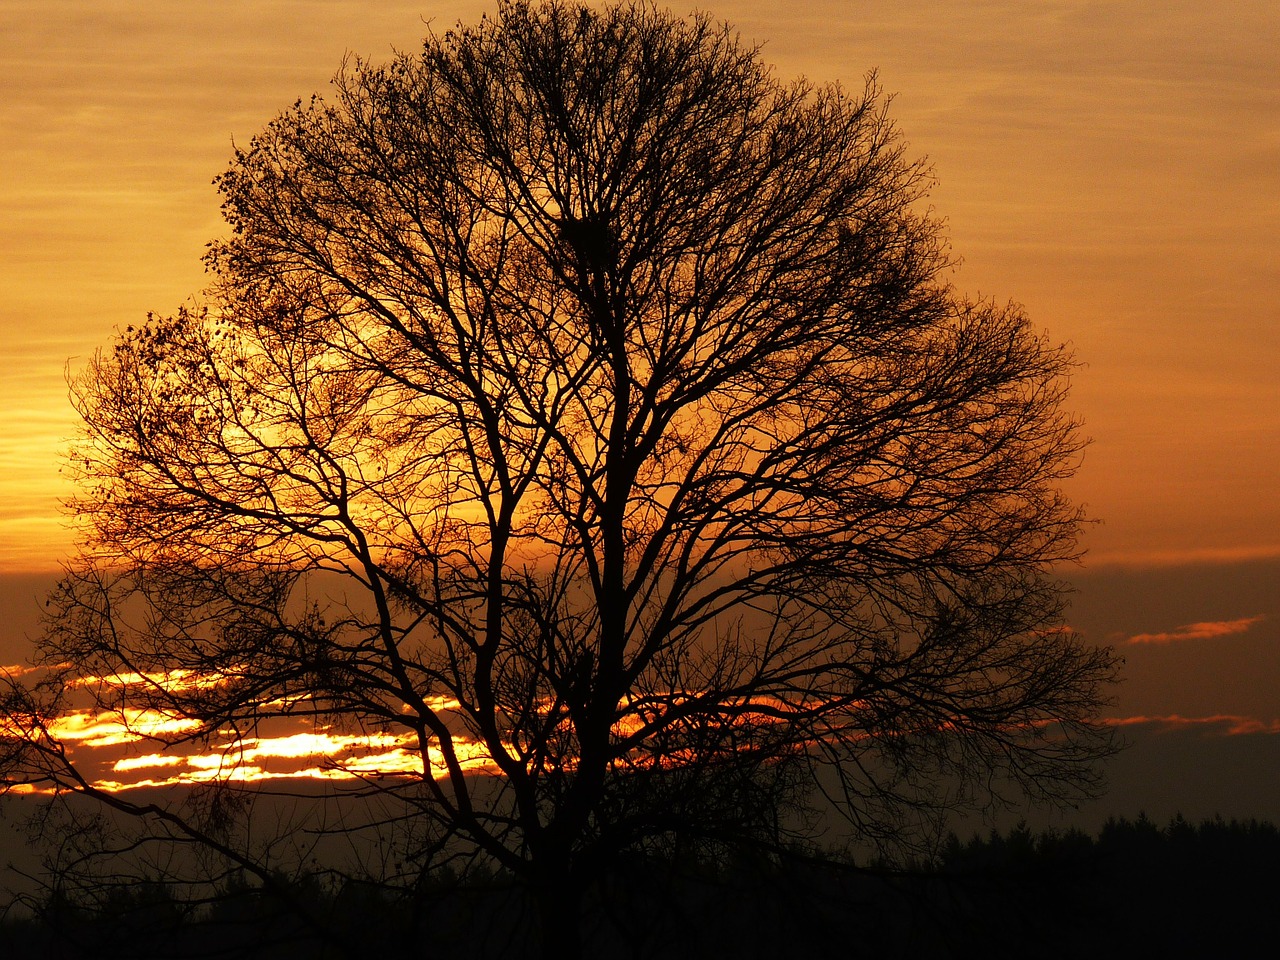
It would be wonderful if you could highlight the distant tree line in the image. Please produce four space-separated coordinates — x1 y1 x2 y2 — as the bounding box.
925 813 1280 959
2 813 1277 959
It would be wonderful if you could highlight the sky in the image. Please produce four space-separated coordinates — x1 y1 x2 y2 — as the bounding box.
0 0 1277 826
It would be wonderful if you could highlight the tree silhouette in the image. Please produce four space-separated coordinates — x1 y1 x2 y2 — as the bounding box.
4 2 1118 956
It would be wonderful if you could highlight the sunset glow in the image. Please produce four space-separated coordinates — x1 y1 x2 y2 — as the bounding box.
12 700 503 792
6 670 867 792
88 726 502 792
15 693 1278 795
0 0 1277 573
47 708 203 747
1 0 1278 835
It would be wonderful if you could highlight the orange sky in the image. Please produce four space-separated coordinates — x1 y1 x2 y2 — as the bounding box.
2 0 1276 572
1 1 1278 821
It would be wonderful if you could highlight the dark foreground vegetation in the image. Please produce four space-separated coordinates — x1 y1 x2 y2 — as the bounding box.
3 814 1277 959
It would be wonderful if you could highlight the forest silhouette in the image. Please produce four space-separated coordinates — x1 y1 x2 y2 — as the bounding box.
2 813 1275 958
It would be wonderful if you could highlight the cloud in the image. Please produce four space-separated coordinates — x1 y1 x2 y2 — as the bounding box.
1105 714 1280 736
1126 615 1264 645
1086 544 1280 570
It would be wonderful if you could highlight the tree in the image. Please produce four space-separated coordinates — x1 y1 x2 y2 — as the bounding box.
4 2 1118 956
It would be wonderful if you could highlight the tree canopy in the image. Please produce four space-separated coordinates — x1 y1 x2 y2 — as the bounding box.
5 2 1118 955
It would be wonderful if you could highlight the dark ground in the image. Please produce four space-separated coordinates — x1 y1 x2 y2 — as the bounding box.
2 814 1277 959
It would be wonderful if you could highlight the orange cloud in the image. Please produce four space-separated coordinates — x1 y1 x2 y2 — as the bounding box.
1126 615 1264 645
1105 714 1280 736
93 728 500 790
72 669 228 693
1085 544 1280 570
0 664 39 678
1 663 491 794
112 754 186 773
46 708 203 747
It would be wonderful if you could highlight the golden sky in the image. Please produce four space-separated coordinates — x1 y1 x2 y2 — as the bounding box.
3 1 1278 572
0 0 1278 824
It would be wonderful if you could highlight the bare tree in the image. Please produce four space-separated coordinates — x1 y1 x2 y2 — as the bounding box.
5 2 1117 956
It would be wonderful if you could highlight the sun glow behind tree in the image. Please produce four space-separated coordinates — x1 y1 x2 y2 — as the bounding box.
2 663 494 791
3 665 858 792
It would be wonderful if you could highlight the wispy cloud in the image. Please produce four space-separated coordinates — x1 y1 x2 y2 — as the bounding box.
1105 714 1280 736
1126 615 1264 646
1085 545 1280 570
